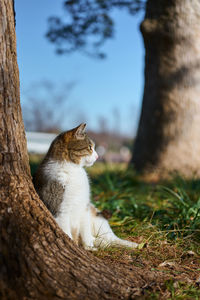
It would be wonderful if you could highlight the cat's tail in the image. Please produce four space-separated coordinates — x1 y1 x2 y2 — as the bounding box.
91 212 138 249
106 236 138 249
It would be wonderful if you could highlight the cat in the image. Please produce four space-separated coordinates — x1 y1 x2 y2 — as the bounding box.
33 123 138 250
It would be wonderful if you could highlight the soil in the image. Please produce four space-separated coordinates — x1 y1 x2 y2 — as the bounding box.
94 236 200 298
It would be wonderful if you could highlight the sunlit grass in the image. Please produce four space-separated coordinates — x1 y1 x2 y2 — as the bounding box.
88 165 200 242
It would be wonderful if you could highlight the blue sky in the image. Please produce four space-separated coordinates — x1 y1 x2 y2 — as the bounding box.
15 0 145 137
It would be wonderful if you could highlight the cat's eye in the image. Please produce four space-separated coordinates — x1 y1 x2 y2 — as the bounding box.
89 145 92 150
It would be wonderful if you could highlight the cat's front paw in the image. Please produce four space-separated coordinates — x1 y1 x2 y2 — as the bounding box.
82 236 96 251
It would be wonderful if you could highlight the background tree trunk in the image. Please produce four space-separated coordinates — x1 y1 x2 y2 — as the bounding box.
131 0 200 178
0 1 153 299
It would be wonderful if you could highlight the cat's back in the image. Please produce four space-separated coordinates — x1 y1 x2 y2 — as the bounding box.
33 160 65 217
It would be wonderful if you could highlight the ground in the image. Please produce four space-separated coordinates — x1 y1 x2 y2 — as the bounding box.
30 157 200 299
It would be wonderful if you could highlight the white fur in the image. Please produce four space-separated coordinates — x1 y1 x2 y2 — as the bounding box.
44 148 138 250
91 213 138 249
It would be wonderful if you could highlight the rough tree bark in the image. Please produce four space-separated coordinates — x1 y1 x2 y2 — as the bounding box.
0 1 155 299
131 0 200 178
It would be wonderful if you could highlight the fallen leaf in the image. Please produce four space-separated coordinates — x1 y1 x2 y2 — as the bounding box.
159 261 176 268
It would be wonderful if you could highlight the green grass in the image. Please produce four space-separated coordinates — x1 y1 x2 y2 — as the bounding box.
30 159 200 298
89 163 200 243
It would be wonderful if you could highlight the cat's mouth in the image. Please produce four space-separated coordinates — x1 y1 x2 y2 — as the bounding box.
85 156 98 166
81 151 98 167
85 159 96 167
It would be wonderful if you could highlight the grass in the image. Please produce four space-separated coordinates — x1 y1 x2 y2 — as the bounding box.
89 163 200 241
30 158 200 299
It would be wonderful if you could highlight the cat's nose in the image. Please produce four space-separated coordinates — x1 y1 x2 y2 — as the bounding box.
95 153 98 160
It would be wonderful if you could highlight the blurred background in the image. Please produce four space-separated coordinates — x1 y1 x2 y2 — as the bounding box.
15 0 144 163
15 0 200 177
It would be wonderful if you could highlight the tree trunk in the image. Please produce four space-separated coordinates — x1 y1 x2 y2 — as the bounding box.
0 1 153 299
131 0 200 178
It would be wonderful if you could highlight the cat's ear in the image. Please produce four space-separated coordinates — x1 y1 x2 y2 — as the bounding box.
73 123 86 139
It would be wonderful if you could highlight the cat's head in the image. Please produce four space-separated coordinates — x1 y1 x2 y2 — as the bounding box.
47 123 98 167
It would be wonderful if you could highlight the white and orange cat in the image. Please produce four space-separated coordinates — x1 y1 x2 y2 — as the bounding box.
33 123 138 250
